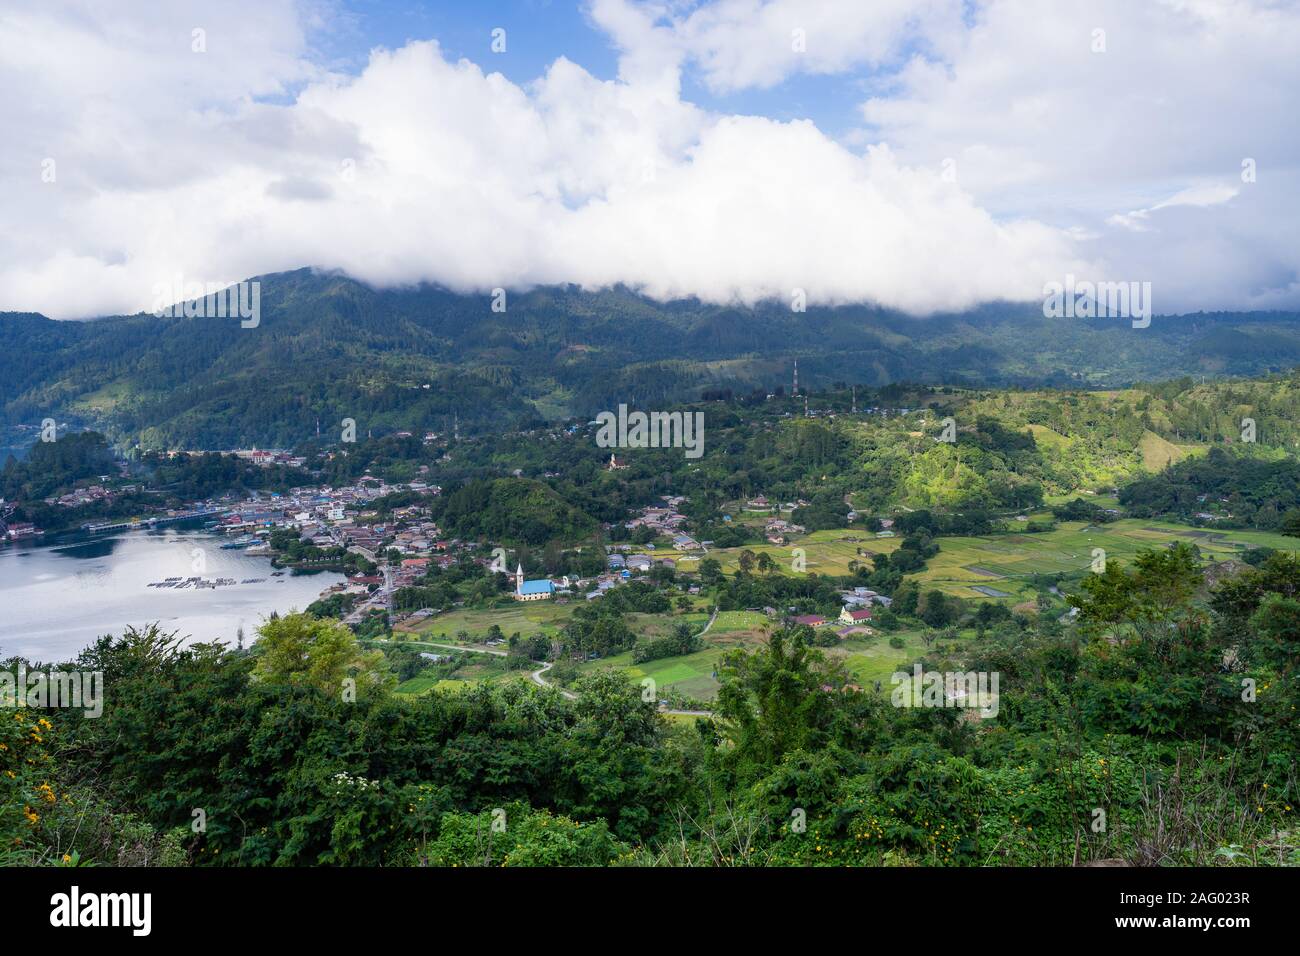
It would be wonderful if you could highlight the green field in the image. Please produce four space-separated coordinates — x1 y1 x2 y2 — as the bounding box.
398 601 573 642
574 619 933 703
389 646 532 696
579 645 730 701
395 671 531 695
573 608 772 701
710 528 902 577
912 518 1300 602
830 629 933 687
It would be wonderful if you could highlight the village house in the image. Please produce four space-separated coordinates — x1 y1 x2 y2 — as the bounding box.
838 607 874 626
792 614 828 627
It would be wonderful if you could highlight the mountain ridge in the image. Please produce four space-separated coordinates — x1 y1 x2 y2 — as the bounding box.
6 268 1300 450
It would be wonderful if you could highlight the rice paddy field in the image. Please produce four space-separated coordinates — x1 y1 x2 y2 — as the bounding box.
911 518 1300 603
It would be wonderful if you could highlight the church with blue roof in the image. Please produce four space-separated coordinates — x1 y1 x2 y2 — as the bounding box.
514 563 555 601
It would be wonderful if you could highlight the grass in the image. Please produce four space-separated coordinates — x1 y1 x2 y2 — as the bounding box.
576 645 729 700
393 654 530 696
574 623 935 703
706 516 1297 607
707 610 770 634
66 378 139 415
1138 429 1200 471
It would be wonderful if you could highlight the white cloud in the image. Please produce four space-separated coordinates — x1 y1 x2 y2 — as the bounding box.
1108 183 1241 232
0 0 1093 319
855 0 1300 310
0 0 1293 320
589 0 964 93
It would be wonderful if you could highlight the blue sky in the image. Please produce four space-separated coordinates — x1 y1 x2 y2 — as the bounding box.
313 0 621 84
310 0 881 140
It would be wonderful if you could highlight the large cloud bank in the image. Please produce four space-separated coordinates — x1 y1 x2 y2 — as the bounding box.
0 0 1295 318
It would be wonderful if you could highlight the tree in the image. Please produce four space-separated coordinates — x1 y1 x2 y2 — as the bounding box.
919 590 958 628
252 613 392 697
1247 594 1300 677
699 558 724 587
714 628 841 775
893 581 920 616
1072 543 1202 642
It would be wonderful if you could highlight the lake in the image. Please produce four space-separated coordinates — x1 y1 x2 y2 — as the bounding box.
0 526 344 661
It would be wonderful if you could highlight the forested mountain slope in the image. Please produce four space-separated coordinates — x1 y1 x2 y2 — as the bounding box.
4 267 1300 449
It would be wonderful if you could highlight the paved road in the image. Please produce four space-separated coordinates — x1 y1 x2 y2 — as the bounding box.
698 605 719 636
529 660 579 700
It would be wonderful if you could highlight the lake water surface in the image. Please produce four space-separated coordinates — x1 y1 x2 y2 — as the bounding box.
0 526 343 661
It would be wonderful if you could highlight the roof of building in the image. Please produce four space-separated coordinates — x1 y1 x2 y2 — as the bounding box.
519 579 554 595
